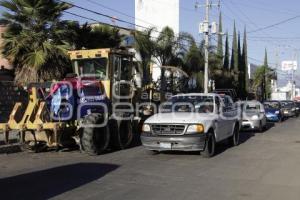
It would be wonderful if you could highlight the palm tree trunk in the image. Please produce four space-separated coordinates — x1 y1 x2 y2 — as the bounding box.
160 67 166 102
14 66 39 85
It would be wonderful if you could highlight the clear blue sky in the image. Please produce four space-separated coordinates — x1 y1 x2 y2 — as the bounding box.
1 0 300 85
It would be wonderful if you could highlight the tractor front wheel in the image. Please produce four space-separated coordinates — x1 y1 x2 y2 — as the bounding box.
81 114 110 155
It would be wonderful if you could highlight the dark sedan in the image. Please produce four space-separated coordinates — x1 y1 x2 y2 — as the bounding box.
281 101 297 118
295 101 300 116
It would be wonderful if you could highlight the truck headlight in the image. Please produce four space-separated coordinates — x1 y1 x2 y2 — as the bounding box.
186 124 204 134
251 115 259 120
275 111 280 114
142 124 151 132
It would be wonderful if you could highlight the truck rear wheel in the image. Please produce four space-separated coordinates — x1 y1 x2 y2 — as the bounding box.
81 114 110 155
111 120 133 150
228 124 240 146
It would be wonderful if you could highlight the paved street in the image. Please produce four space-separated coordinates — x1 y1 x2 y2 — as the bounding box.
1 117 300 200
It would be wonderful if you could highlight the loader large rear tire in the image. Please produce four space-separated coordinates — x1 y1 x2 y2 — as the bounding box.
111 120 133 150
81 114 110 155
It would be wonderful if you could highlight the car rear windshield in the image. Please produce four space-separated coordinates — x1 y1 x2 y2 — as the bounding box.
264 102 280 109
281 102 293 108
244 103 261 112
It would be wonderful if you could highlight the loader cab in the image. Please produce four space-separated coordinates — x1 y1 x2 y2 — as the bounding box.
73 57 108 80
68 48 135 102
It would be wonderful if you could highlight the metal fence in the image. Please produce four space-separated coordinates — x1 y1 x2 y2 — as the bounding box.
0 81 28 123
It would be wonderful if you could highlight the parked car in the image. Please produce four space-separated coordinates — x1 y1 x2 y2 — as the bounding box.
281 101 297 118
241 101 267 132
141 93 241 158
294 101 300 116
264 100 283 122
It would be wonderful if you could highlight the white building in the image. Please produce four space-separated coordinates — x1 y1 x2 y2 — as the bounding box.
248 63 259 80
276 81 299 100
135 0 180 81
135 0 179 36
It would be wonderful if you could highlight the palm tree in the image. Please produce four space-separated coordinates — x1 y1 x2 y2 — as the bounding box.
252 65 272 101
154 27 191 98
0 0 72 84
134 28 156 86
182 39 204 91
88 25 123 49
66 22 92 50
66 22 123 50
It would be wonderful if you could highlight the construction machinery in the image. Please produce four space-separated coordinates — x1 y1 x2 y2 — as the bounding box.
0 48 142 155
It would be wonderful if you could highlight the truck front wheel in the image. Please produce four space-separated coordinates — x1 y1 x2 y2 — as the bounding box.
202 131 216 158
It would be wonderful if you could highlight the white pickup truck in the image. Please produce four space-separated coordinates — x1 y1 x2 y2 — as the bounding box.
141 93 241 157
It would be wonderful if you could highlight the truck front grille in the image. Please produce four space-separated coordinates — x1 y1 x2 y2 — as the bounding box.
151 124 186 135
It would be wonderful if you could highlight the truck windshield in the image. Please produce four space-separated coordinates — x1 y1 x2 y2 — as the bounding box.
161 96 215 113
73 58 108 80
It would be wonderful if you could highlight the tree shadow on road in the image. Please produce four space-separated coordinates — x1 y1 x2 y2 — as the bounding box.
0 163 119 200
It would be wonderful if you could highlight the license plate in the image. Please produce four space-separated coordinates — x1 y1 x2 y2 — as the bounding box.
160 142 171 149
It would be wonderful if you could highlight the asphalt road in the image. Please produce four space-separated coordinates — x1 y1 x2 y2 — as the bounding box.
1 117 300 200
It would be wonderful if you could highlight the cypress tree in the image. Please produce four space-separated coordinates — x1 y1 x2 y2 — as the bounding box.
223 32 229 70
264 48 268 67
238 32 245 97
242 26 249 94
238 32 242 71
217 12 223 62
230 21 238 71
262 48 268 100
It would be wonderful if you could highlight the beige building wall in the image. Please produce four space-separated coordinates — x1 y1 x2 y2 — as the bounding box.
0 25 12 69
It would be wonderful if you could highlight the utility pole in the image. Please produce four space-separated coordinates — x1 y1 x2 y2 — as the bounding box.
274 46 279 92
262 66 266 101
204 0 209 94
291 50 298 100
196 0 220 93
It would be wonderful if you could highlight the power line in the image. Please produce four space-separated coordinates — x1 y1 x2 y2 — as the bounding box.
59 0 142 29
248 36 300 40
225 0 299 16
62 0 279 68
222 0 285 48
61 0 201 46
223 0 281 36
248 15 300 34
85 0 158 28
63 10 132 31
63 10 197 50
